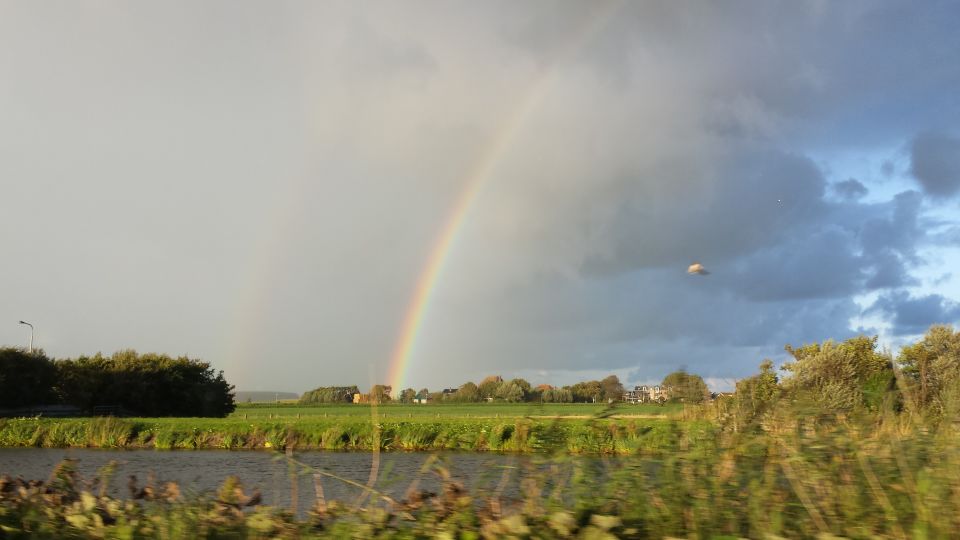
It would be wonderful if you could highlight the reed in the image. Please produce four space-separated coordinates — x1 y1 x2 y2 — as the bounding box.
0 416 696 454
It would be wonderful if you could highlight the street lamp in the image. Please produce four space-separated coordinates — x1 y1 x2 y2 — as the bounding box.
18 321 33 353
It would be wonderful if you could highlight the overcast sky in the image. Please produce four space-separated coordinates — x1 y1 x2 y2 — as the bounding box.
2 1 959 393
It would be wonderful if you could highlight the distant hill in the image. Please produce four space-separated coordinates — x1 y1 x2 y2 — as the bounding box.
234 391 299 403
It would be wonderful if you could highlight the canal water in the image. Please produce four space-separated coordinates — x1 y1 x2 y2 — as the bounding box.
0 449 616 513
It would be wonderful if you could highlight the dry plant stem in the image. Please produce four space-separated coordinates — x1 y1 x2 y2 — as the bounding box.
281 453 398 506
403 454 439 501
548 462 566 502
354 395 382 507
313 473 326 513
287 445 298 513
490 458 515 519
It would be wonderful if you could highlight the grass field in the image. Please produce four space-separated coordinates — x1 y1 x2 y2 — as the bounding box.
0 402 692 453
230 401 680 419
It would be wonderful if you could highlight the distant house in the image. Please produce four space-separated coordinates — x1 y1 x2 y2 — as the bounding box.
414 392 431 404
352 393 370 404
622 385 668 403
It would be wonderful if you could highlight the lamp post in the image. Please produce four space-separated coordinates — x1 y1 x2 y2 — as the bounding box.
18 320 33 353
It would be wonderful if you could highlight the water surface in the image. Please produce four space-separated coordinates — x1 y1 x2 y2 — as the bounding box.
0 449 614 513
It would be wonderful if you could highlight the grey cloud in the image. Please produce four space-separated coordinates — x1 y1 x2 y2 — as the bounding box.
2 2 960 391
416 263 863 380
911 131 960 197
579 150 828 275
833 178 868 200
724 195 921 300
869 291 960 336
864 250 916 290
859 191 925 259
579 165 923 304
881 161 895 178
729 227 865 301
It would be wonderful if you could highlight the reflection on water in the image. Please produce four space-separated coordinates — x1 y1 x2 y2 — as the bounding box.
0 449 614 514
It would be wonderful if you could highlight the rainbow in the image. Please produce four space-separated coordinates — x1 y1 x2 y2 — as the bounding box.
385 2 622 394
222 170 310 383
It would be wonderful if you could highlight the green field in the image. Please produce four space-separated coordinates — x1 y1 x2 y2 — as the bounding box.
230 401 680 419
0 402 692 453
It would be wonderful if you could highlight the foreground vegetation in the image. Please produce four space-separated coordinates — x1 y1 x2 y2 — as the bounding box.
2 405 960 538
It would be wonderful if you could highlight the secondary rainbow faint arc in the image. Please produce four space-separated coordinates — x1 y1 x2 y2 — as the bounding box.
385 2 622 394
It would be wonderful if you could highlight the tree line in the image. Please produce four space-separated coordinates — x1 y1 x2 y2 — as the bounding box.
298 386 359 404
301 370 713 405
390 375 628 404
0 348 235 417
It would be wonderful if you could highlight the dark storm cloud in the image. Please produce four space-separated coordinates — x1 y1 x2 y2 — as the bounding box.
833 178 868 200
579 151 828 275
729 228 866 301
869 291 960 336
910 131 960 197
859 191 925 262
864 250 916 290
577 155 924 303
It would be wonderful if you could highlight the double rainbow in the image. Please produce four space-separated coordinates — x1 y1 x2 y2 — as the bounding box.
385 2 621 394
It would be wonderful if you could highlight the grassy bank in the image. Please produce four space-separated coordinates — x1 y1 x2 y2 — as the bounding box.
0 415 712 454
0 413 708 454
0 403 687 454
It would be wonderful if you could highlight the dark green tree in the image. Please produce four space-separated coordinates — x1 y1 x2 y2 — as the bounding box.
601 375 625 403
570 380 603 403
0 348 58 408
662 370 709 404
299 386 359 404
54 350 235 417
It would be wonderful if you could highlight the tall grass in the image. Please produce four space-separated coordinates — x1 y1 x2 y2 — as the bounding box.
0 415 699 454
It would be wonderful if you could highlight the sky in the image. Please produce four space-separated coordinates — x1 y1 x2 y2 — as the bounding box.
2 1 959 393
